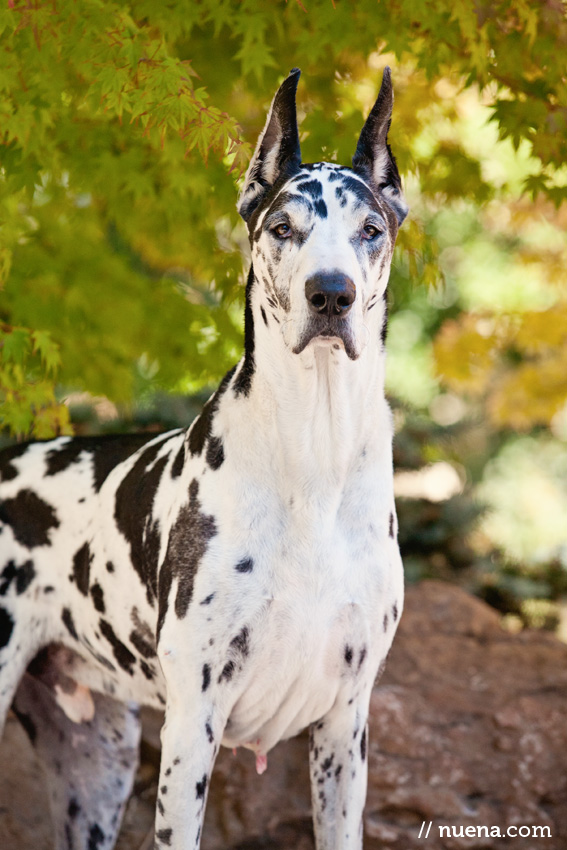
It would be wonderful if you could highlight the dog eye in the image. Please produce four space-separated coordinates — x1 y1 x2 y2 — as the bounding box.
362 224 382 240
272 222 292 239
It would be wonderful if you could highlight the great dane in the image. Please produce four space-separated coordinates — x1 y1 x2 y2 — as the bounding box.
0 67 407 849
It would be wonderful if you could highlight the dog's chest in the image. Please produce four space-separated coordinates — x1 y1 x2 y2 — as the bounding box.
192 490 398 754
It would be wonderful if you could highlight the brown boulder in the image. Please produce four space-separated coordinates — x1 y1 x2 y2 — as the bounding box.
2 580 567 849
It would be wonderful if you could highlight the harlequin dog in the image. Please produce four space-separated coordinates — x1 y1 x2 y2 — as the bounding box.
0 67 407 850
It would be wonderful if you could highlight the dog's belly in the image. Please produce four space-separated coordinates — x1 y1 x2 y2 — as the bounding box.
222 595 375 755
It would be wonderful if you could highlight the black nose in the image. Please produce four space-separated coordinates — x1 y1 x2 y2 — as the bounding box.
305 272 356 317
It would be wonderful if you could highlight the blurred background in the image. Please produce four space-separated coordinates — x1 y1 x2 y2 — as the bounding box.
1 0 567 634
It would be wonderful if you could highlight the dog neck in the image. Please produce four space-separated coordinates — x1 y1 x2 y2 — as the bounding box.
223 267 391 500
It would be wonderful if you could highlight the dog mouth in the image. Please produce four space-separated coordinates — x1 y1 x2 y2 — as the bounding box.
292 317 359 360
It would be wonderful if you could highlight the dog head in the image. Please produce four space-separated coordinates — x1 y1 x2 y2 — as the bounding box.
237 68 407 362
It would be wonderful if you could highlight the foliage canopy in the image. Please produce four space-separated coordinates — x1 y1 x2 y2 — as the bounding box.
1 0 566 437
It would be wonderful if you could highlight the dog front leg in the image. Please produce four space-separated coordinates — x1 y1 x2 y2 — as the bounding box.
153 698 224 850
309 696 372 850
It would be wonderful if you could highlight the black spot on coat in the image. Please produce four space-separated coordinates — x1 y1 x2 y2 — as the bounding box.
360 727 367 761
218 659 235 683
45 433 154 490
230 626 250 657
235 557 253 573
392 601 399 622
0 442 29 481
233 266 256 397
0 608 14 649
0 489 59 548
344 645 353 665
61 607 78 640
170 443 185 478
129 628 156 659
205 436 224 471
188 366 236 458
202 663 211 692
71 542 93 596
195 774 207 799
90 583 105 613
0 560 35 596
99 619 136 675
389 512 395 538
156 828 172 846
114 440 169 606
88 823 105 850
157 479 217 636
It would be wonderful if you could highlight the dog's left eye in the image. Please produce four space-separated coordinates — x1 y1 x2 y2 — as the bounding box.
273 223 292 239
362 224 382 240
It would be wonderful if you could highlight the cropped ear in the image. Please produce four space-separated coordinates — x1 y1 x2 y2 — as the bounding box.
237 68 302 224
352 67 408 226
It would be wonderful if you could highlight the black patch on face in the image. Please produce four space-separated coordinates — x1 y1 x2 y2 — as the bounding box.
0 489 59 548
360 727 367 762
335 185 347 208
297 178 323 198
61 607 78 640
260 305 268 327
114 440 169 606
99 618 136 675
344 645 353 665
0 606 14 648
156 828 172 846
314 198 328 218
235 557 253 574
338 173 381 212
88 823 105 850
205 436 224 471
0 442 29 481
195 774 207 800
0 559 35 596
71 542 93 597
383 613 389 632
90 583 105 613
170 444 185 479
392 601 399 622
233 266 256 397
157 478 217 636
389 512 395 538
202 663 211 692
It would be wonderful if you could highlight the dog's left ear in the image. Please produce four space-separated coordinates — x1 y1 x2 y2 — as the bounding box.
238 68 302 224
352 67 408 226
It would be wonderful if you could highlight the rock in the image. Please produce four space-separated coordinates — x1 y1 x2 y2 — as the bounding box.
2 580 567 849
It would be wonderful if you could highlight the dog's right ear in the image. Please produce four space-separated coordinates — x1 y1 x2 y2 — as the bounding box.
237 68 302 224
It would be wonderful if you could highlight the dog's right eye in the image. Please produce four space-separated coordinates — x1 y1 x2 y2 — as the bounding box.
272 223 292 239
